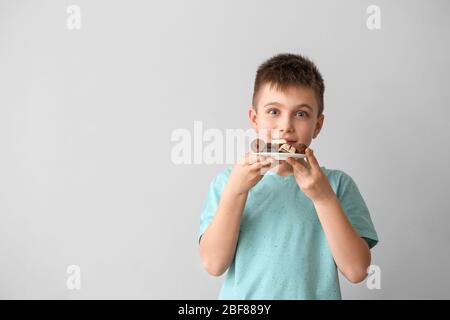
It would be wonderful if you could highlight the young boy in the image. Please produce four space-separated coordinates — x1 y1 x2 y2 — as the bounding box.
198 53 378 300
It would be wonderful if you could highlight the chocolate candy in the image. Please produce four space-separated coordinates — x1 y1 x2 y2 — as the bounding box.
250 138 307 154
266 139 286 152
250 138 266 152
296 143 307 154
279 143 297 154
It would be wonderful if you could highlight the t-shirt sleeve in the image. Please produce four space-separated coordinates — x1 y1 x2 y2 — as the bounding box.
335 171 379 249
198 168 230 244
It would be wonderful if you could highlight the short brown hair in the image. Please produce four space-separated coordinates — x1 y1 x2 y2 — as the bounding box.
252 53 325 118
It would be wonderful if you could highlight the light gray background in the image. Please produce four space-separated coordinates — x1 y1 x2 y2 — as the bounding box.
1 0 449 299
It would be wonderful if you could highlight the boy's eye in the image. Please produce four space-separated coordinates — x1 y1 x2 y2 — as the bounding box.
267 109 308 117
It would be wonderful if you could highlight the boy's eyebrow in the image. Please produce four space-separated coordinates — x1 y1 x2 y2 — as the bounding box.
263 101 313 110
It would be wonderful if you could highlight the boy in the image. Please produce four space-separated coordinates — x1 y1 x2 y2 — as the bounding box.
198 53 378 299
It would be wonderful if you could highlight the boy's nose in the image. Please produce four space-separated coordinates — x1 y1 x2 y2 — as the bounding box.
278 116 294 133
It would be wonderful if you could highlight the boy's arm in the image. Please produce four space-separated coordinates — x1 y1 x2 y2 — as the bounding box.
199 184 248 276
199 153 273 277
286 148 371 283
313 195 371 283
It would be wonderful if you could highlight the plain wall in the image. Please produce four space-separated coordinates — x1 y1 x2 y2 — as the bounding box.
1 0 449 299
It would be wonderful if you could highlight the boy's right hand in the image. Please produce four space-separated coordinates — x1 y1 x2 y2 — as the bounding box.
227 153 274 196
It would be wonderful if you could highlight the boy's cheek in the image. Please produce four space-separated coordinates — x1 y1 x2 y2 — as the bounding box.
256 128 273 141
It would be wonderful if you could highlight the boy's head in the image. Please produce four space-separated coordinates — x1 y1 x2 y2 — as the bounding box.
249 53 325 150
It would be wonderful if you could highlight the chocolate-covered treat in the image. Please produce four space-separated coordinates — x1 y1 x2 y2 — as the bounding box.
279 143 297 154
295 143 307 154
251 138 307 154
250 138 267 152
250 138 284 152
266 139 287 152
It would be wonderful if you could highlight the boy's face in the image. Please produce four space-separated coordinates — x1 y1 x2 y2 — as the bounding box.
249 82 324 150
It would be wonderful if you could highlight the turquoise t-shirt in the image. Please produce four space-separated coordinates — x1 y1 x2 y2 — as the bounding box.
198 166 379 300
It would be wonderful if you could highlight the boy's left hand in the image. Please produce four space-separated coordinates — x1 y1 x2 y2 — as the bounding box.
286 148 335 204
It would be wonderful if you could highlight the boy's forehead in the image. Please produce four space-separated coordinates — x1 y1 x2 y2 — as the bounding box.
258 82 318 111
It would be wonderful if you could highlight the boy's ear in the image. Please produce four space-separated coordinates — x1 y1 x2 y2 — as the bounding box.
313 114 325 139
248 106 258 131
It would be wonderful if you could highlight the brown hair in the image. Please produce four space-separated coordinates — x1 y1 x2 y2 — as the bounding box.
252 53 325 118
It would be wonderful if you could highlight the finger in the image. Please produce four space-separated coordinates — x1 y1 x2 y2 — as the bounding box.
238 153 250 165
305 148 320 171
247 153 268 165
250 158 273 170
286 157 308 173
